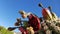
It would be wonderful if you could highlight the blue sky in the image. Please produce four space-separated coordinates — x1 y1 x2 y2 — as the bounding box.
0 0 60 32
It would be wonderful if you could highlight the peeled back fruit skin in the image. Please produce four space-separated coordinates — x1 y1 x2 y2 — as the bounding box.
51 12 58 21
42 8 52 20
8 27 16 31
15 22 20 26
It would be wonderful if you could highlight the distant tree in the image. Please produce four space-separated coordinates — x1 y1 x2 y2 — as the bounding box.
0 26 13 34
